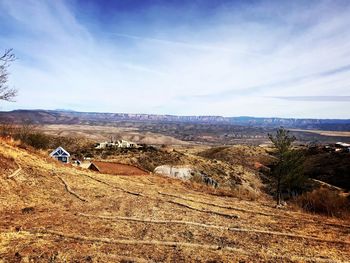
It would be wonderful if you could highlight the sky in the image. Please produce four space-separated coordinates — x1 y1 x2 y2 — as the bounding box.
0 0 349 118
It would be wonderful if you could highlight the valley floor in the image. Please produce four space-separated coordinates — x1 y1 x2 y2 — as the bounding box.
0 141 349 262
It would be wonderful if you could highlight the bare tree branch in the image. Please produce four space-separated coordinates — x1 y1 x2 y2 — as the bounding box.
0 49 17 102
0 49 16 63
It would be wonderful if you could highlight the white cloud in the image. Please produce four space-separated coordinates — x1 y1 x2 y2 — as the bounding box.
0 0 349 118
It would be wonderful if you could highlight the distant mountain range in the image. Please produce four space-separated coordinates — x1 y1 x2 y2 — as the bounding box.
1 109 350 131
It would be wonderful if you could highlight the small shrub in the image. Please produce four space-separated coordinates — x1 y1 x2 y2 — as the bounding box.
229 185 260 201
0 123 18 137
24 133 52 149
295 188 349 217
190 173 204 184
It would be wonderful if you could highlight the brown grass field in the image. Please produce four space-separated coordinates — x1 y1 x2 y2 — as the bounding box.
38 124 189 145
0 139 349 262
290 129 350 138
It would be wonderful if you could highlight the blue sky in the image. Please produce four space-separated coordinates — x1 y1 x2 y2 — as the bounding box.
0 0 349 118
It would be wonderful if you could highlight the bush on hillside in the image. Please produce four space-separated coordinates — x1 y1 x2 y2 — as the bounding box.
295 188 349 218
0 123 90 152
21 132 52 150
0 123 18 137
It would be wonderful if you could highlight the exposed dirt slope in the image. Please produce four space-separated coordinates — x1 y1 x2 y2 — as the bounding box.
0 140 349 262
90 161 149 176
102 147 263 197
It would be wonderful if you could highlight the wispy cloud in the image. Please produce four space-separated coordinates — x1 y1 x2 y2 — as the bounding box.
0 0 349 118
184 63 350 100
272 96 350 102
110 32 269 57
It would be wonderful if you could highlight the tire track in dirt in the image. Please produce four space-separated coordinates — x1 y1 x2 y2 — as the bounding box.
80 173 350 229
158 191 350 229
78 213 350 245
26 228 347 263
81 173 240 219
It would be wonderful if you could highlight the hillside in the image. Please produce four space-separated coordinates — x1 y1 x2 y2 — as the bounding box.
303 151 350 191
0 140 350 262
197 145 274 169
91 145 263 198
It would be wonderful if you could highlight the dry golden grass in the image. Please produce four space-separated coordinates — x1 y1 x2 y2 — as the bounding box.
0 139 349 262
290 128 350 137
38 124 189 145
295 188 350 218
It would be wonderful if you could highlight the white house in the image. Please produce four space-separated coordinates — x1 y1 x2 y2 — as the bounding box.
117 139 136 148
335 142 350 153
94 140 137 149
50 146 70 163
335 142 350 148
95 142 108 149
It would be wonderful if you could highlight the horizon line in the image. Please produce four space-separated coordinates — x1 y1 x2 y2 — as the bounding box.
2 108 350 121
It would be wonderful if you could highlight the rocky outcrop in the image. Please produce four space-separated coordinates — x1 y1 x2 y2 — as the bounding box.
154 165 194 180
154 165 218 187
